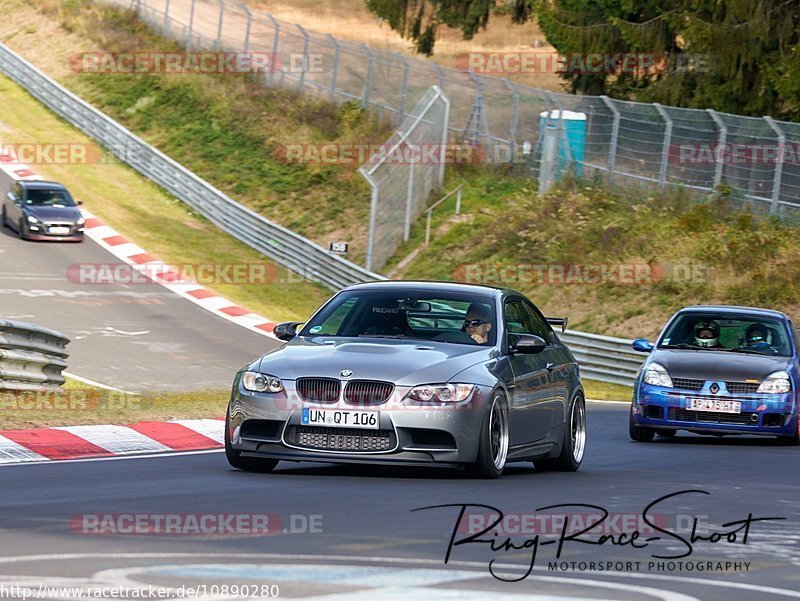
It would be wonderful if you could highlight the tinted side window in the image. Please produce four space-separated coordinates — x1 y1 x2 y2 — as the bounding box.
522 302 552 342
505 300 535 335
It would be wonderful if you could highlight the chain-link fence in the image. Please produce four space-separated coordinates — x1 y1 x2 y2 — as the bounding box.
358 87 449 271
115 0 799 215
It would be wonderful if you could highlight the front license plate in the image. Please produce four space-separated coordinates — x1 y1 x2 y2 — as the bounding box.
301 408 379 429
686 398 741 413
48 226 70 235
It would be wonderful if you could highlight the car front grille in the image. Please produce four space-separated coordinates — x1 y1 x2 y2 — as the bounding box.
286 425 395 452
296 378 340 403
671 378 704 391
344 380 394 405
669 407 755 425
725 381 761 394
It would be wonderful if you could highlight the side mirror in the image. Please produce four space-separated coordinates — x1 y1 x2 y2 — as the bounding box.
273 321 303 341
510 333 547 354
6 192 18 203
77 200 83 206
632 338 654 352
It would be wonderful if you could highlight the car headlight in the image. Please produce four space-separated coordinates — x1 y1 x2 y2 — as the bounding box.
242 371 283 393
76 217 86 226
757 371 791 394
26 215 39 224
406 383 475 403
642 363 673 388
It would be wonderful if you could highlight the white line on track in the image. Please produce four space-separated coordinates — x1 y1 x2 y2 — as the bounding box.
0 448 223 468
62 371 137 394
0 553 795 599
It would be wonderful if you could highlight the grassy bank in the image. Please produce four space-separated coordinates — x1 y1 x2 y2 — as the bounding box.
397 174 800 340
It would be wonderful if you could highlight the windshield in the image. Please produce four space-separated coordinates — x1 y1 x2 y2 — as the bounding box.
658 313 792 356
299 289 497 346
25 188 76 207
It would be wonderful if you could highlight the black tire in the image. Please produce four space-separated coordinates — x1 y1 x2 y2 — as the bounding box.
629 409 655 442
657 429 676 438
534 394 586 472
225 413 279 472
469 391 509 479
1 206 6 228
776 416 800 446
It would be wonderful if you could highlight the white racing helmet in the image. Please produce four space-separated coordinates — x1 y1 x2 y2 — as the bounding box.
694 320 720 347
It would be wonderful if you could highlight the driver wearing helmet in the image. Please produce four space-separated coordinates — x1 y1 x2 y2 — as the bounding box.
693 319 725 348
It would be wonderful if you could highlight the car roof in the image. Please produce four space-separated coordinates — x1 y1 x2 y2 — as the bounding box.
20 181 67 190
676 305 789 321
344 280 502 298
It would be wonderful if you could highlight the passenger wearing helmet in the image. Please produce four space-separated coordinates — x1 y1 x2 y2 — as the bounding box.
693 320 725 348
744 323 773 352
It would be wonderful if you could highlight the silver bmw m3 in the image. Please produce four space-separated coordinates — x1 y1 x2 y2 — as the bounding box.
225 281 586 478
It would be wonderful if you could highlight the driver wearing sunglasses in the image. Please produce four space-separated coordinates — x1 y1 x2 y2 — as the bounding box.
464 303 492 345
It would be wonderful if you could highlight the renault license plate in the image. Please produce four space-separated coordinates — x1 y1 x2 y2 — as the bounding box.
686 398 741 413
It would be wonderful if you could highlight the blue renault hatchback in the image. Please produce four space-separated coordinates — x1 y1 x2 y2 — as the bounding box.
629 305 799 445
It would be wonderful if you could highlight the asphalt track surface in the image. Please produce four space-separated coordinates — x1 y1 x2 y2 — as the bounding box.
0 224 278 391
1 402 798 600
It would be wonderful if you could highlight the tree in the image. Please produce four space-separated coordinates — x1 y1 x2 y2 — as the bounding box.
364 0 800 120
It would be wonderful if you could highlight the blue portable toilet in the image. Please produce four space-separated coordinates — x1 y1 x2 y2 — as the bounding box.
538 110 587 176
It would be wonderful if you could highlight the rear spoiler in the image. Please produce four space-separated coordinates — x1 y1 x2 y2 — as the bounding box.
546 317 568 332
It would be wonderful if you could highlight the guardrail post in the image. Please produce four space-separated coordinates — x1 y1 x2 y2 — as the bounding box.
296 24 310 92
404 160 415 241
360 44 374 110
764 116 785 214
240 4 253 54
327 34 340 101
706 109 727 190
186 0 196 50
265 14 280 85
601 96 620 183
653 103 673 189
455 186 462 215
215 0 225 49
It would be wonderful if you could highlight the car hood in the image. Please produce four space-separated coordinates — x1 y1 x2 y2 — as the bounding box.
257 337 494 385
649 348 793 381
25 205 80 221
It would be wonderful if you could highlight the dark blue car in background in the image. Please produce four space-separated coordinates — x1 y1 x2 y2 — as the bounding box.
629 305 799 445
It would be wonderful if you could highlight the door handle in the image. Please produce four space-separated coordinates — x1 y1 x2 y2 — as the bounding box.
546 362 555 372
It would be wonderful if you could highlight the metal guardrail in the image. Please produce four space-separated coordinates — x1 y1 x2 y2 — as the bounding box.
560 330 642 387
0 43 384 292
0 42 638 387
0 319 69 391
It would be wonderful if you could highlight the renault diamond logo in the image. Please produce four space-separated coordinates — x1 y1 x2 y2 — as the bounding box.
709 382 720 394
340 370 353 378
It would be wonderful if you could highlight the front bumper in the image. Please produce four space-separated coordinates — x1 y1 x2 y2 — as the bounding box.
25 224 84 242
227 380 493 466
632 383 798 436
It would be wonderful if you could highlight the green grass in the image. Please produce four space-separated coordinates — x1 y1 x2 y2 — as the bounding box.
582 379 632 402
34 0 392 265
0 74 330 322
399 172 800 339
4 378 228 429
